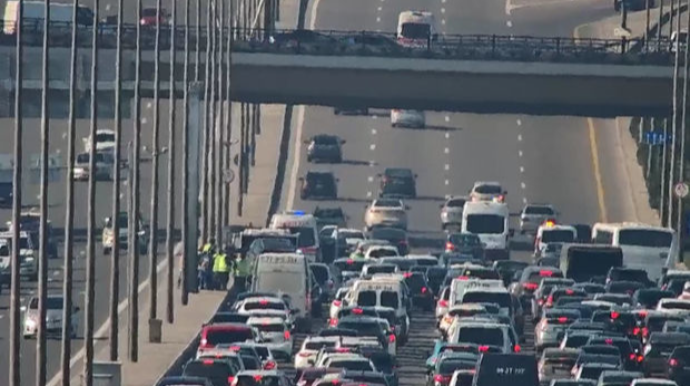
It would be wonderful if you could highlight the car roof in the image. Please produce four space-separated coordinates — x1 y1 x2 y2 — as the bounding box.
384 168 413 176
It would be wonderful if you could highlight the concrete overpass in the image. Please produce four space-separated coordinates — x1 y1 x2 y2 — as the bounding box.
0 30 679 117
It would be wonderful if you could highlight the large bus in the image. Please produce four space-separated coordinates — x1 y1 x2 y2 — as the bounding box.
591 222 678 282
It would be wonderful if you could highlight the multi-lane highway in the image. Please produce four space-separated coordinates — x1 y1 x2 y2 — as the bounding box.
0 1 204 384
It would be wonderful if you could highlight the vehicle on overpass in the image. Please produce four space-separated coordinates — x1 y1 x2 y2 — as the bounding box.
3 1 93 35
101 211 149 255
83 129 117 153
591 222 677 282
391 110 426 129
396 11 437 48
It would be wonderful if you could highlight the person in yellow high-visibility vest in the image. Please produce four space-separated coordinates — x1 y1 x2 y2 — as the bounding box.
233 255 252 293
212 250 230 290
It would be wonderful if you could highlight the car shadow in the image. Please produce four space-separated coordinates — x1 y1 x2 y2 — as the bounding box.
341 159 375 166
424 125 462 132
336 197 371 204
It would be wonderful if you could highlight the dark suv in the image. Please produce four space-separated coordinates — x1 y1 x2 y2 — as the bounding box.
300 172 338 200
306 134 344 163
379 168 417 199
445 233 484 260
669 345 690 385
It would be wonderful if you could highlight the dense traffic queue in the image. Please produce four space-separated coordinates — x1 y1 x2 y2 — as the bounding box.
156 184 689 386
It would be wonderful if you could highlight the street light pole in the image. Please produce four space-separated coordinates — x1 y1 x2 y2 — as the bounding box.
165 0 178 324
677 4 690 237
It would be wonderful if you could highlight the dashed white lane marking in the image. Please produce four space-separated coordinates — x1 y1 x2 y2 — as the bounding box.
52 271 60 276
444 148 449 154
370 144 376 151
445 115 450 122
517 119 522 126
368 176 374 182
517 134 523 141
445 179 450 185
146 102 152 109
0 315 4 320
372 129 377 135
521 182 526 189
442 19 446 25
378 6 382 10
444 164 450 171
29 290 35 295
445 132 450 139
520 166 525 173
141 117 148 124
376 16 381 22
523 197 528 204
441 8 446 13
519 150 523 157
367 191 373 197
372 115 378 119
506 20 513 27
369 161 376 167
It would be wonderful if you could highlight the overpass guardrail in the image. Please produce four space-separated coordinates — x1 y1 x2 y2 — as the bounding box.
0 20 678 66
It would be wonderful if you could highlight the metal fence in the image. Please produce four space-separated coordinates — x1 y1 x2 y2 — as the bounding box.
0 21 680 66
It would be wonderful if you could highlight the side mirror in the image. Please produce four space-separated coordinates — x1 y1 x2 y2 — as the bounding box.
503 190 508 195
303 139 311 144
405 206 411 210
336 178 340 182
414 174 418 178
298 177 304 181
376 173 382 177
439 204 444 209
74 306 81 313
509 229 515 237
290 308 299 315
341 140 347 144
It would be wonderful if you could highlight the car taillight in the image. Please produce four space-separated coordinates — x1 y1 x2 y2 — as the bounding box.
629 353 636 360
610 311 620 319
538 299 544 305
445 242 455 251
352 308 364 314
545 295 553 306
557 317 568 323
457 276 469 281
478 345 489 352
328 280 334 289
228 376 235 386
329 318 338 326
434 375 449 383
523 282 538 291
642 327 649 337
389 334 396 343
422 287 428 294
200 338 209 347
514 345 521 353
298 352 311 357
438 300 448 307
671 358 680 367
333 300 342 307
538 270 553 277
284 331 291 340
633 327 641 335
637 355 644 363
264 360 276 370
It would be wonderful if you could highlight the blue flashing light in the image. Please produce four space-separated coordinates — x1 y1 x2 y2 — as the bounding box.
291 210 306 216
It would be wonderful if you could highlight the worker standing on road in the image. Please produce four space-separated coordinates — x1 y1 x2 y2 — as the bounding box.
349 246 365 260
233 254 251 293
212 249 230 290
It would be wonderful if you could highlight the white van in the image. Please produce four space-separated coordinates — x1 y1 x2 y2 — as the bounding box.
252 253 313 332
396 11 436 48
591 222 677 282
449 278 504 308
461 201 510 261
459 286 513 317
269 210 321 262
347 277 410 338
534 224 576 254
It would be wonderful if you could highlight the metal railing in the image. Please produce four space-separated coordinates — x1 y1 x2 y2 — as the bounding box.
0 21 677 66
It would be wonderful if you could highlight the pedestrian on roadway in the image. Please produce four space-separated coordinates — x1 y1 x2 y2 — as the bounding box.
212 249 230 290
233 254 252 294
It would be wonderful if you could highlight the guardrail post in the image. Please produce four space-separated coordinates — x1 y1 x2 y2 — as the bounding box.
556 37 560 57
621 36 627 54
491 35 496 57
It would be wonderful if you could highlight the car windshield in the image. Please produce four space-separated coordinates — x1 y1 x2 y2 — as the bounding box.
245 301 286 311
253 323 285 333
205 329 254 345
525 206 554 215
438 359 476 374
184 362 234 380
237 375 283 386
457 327 504 346
475 185 502 194
450 234 481 245
374 200 402 208
618 229 672 248
462 291 511 308
254 272 306 296
306 341 337 350
371 229 405 241
95 133 115 142
542 230 575 243
29 297 63 309
284 226 316 247
446 199 466 208
381 292 398 308
311 266 329 283
662 301 690 310
314 136 339 145
400 22 430 39
466 214 504 234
